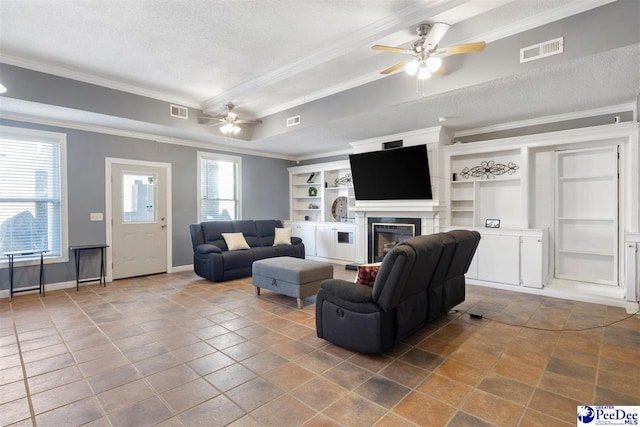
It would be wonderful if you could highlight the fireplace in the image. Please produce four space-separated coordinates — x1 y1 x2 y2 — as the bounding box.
368 217 421 262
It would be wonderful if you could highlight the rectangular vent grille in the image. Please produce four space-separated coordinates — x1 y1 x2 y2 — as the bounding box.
170 104 188 119
520 37 563 63
383 140 403 150
286 115 301 127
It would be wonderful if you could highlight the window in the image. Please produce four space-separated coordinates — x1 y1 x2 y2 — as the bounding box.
0 126 68 262
197 152 241 221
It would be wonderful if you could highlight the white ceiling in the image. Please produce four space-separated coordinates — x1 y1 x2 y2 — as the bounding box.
0 0 638 158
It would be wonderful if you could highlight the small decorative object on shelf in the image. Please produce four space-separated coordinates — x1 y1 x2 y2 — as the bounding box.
308 186 318 196
460 161 519 179
306 172 316 183
331 196 348 221
485 218 501 228
334 173 353 187
308 203 319 209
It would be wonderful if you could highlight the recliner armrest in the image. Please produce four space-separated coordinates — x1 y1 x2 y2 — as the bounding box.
195 244 222 254
291 236 303 245
320 279 373 303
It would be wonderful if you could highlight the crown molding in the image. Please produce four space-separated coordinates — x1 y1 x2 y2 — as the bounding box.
0 55 202 109
453 103 637 137
0 110 296 161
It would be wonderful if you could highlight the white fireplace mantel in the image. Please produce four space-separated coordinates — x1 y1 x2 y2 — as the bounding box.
351 200 444 263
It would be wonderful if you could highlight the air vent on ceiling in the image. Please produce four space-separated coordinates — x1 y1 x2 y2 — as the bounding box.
520 37 563 63
170 104 188 119
286 115 301 127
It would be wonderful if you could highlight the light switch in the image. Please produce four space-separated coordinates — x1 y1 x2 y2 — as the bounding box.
90 213 103 221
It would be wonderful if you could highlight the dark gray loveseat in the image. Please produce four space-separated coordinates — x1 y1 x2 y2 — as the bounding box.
316 230 480 353
189 220 305 282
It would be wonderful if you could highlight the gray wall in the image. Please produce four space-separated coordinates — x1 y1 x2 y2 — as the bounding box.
0 119 290 290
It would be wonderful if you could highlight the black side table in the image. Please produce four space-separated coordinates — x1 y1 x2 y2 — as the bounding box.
4 250 49 301
69 244 109 291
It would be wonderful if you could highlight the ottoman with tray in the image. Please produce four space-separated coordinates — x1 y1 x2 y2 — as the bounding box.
253 257 333 309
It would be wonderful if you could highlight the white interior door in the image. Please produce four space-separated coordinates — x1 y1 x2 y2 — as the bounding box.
555 146 618 285
111 163 167 279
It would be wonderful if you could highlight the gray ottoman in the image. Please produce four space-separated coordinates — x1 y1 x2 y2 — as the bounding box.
253 257 333 309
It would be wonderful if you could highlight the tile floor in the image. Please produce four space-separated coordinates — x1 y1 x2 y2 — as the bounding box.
1 266 639 427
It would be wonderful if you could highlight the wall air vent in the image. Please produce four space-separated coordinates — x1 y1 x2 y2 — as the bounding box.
286 115 301 127
170 104 188 119
520 37 563 63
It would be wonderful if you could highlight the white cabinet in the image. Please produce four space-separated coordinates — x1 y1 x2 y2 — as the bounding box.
288 161 356 263
291 224 316 257
521 235 546 288
448 228 548 289
285 221 356 263
477 235 520 285
316 225 355 262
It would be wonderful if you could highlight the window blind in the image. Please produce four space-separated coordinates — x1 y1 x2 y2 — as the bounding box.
199 154 240 221
0 132 63 257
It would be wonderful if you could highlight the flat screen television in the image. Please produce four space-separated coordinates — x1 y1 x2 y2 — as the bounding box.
349 144 432 200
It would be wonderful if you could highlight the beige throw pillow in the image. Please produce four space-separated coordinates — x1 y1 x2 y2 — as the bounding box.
273 227 292 246
222 232 250 251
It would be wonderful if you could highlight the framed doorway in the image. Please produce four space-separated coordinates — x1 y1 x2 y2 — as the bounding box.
105 158 172 281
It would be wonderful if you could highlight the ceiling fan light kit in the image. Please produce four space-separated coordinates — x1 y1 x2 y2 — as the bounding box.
201 101 262 136
374 21 485 81
220 123 241 135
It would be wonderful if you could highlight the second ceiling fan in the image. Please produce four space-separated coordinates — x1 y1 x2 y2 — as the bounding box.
203 102 262 135
373 22 486 79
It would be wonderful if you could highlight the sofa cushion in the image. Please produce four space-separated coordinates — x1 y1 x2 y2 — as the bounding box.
202 221 233 250
232 220 260 247
222 232 250 251
273 227 292 246
222 248 257 270
255 220 282 246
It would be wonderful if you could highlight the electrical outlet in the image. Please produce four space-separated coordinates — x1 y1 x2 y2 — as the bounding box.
90 213 103 221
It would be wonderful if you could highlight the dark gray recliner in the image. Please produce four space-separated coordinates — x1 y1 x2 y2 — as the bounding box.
315 230 480 353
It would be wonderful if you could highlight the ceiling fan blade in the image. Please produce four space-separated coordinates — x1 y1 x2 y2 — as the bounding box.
236 119 262 125
434 41 486 56
200 116 226 123
424 22 450 48
372 44 412 54
380 60 409 75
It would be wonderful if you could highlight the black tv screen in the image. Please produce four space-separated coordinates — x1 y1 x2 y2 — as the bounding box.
349 145 433 200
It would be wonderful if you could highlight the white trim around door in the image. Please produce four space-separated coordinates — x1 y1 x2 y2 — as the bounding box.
105 158 173 281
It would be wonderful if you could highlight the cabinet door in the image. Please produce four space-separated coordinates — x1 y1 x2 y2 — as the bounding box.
316 227 334 258
477 235 520 285
334 228 355 261
520 236 543 288
291 224 316 257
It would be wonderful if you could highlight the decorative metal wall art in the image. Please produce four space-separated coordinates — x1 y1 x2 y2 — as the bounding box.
334 173 353 187
460 161 519 180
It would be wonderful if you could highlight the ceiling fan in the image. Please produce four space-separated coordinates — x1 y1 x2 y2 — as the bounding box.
202 102 262 135
373 23 486 80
